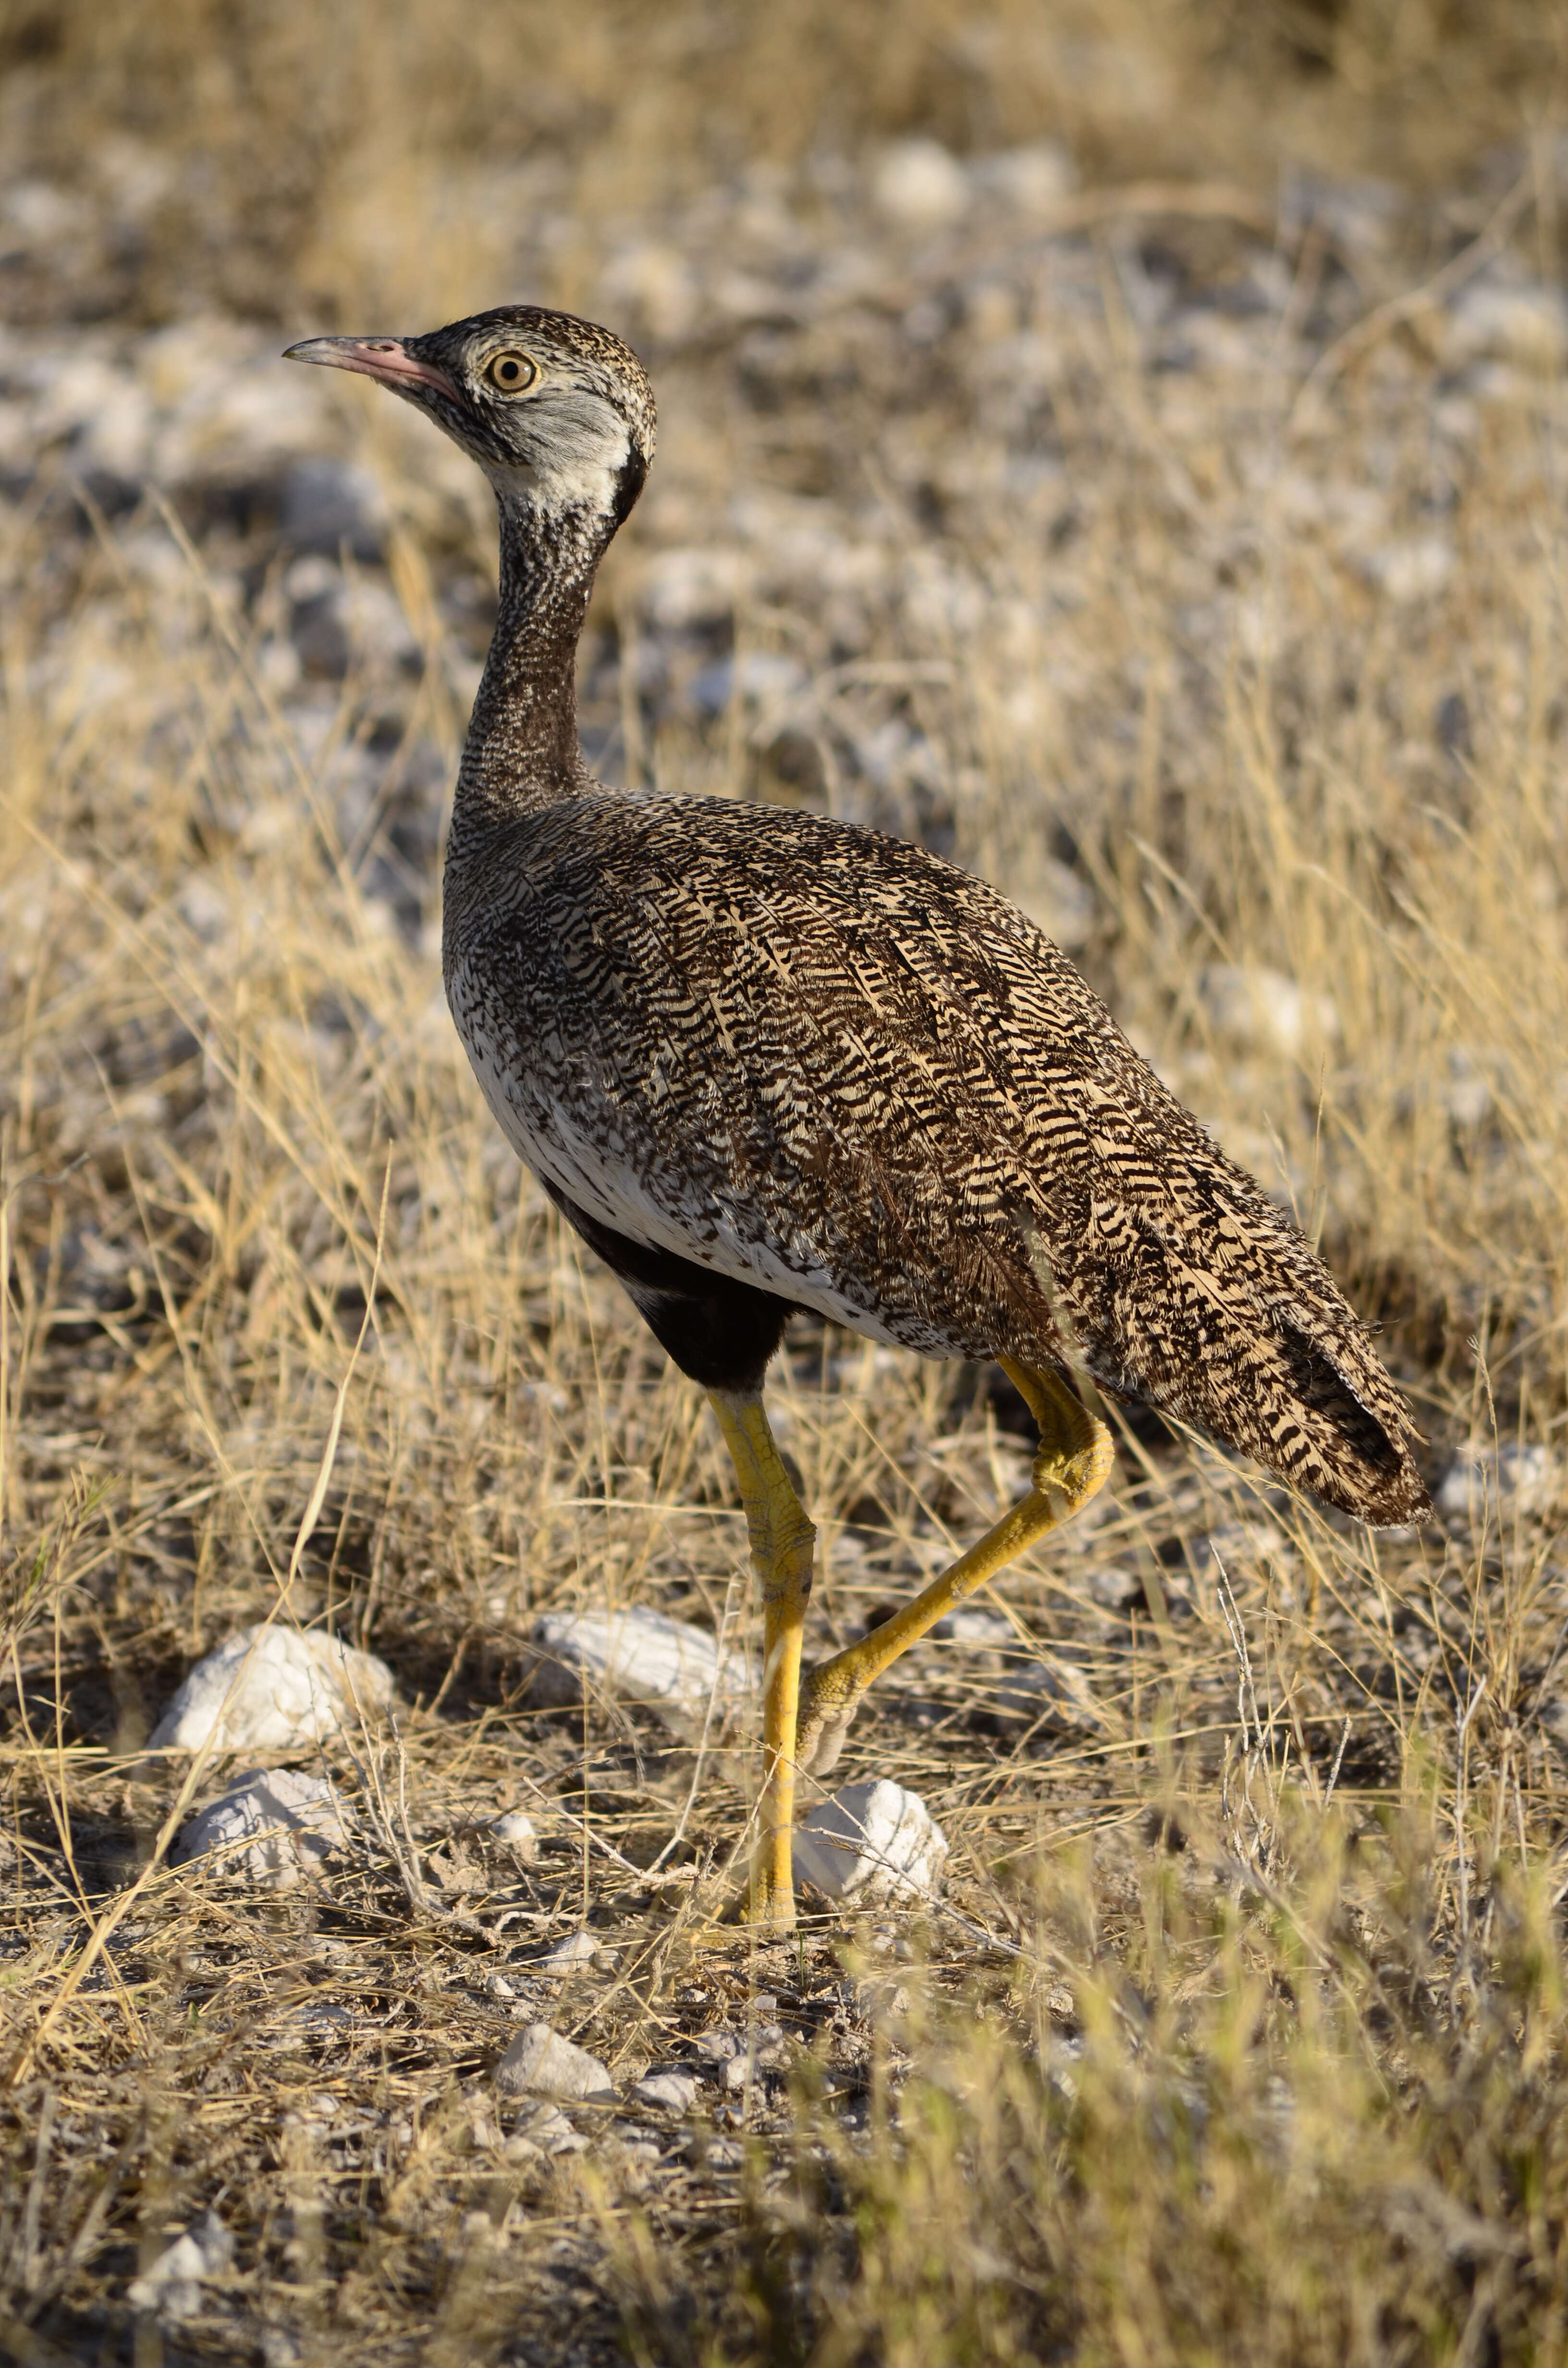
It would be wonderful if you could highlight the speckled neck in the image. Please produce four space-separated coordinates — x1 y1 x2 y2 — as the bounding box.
447 493 611 852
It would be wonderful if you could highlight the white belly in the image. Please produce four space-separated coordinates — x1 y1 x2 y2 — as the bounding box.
456 1007 909 1347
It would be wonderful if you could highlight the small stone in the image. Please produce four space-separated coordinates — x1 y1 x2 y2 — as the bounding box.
1198 964 1339 1061
1446 281 1568 374
872 139 970 230
974 141 1076 217
127 2211 234 2321
793 1778 948 1903
172 1768 349 1890
490 1808 539 1860
495 2022 613 2105
505 2103 588 2158
609 2121 664 2164
932 1605 1014 1645
528 1606 752 1726
530 1928 600 1973
149 1624 395 1753
1436 1444 1559 1525
633 2067 700 2113
1083 1566 1142 1611
1361 537 1454 605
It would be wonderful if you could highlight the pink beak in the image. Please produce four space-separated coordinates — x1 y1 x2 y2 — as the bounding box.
282 335 457 401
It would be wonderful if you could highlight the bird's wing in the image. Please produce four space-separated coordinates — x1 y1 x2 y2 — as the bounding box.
451 795 1426 1524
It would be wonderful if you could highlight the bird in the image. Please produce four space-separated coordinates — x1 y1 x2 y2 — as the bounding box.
285 305 1430 1928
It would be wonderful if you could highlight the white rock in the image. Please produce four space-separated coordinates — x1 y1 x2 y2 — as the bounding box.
172 1768 350 1890
505 2104 588 2158
1362 536 1454 605
1444 1046 1503 1130
1447 282 1568 374
633 2067 700 2113
528 1607 752 1725
490 1808 539 1860
495 2022 614 2104
1435 1444 1560 1525
149 1624 395 1753
931 1605 1015 1645
610 2121 664 2164
127 2212 234 2320
793 1778 948 1903
693 2030 750 2087
872 139 970 230
974 142 1076 216
530 1928 600 1973
1198 963 1339 1061
1083 1566 1142 1611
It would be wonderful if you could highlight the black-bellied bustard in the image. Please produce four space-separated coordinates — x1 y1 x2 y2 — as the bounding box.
286 307 1428 1927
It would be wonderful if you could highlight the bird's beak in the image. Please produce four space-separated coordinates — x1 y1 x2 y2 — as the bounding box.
282 335 458 401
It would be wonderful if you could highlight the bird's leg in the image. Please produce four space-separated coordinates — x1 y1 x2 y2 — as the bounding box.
795 1359 1115 1778
708 1389 817 1928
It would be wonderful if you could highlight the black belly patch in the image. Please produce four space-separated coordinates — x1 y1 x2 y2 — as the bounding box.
542 1181 795 1393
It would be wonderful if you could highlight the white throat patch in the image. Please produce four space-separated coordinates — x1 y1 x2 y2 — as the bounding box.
483 387 632 516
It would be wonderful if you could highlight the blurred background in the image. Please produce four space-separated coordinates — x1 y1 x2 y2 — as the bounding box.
9 9 1568 2360
3 1 1564 328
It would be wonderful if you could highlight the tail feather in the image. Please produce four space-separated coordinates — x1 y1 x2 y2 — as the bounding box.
1262 1306 1429 1526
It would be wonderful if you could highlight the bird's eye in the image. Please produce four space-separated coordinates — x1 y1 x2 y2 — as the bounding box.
483 350 537 394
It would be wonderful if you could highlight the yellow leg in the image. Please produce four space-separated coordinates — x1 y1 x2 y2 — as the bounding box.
709 1389 817 1928
796 1359 1115 1777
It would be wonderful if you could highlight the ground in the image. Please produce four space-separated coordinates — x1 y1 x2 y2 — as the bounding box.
4 6 1568 2363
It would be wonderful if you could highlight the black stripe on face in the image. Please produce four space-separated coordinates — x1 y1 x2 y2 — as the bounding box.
611 445 649 526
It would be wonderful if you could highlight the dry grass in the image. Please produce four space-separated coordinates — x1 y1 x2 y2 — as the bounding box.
6 3 1568 2362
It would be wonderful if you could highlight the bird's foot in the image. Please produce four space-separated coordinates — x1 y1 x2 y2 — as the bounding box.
795 1662 865 1780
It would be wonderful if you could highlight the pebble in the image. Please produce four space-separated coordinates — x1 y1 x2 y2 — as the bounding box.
609 2121 664 2163
172 1767 350 1889
528 1928 604 1973
871 138 970 230
1446 280 1568 375
633 2067 700 2113
931 1604 1015 1645
1435 1443 1560 1525
504 2104 588 2159
528 1606 752 1725
792 1777 948 1903
494 2022 614 2105
1083 1565 1143 1611
490 1807 539 1861
973 140 1076 217
1197 964 1339 1061
126 2211 234 2320
148 1623 395 1753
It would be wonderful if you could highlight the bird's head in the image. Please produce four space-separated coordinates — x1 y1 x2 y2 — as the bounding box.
284 304 655 532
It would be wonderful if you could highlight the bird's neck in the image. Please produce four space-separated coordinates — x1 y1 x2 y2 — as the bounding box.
449 493 609 846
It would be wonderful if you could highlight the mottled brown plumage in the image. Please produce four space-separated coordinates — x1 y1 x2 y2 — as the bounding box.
287 304 1429 1531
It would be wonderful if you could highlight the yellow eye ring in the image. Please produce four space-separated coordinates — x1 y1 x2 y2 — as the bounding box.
484 350 537 393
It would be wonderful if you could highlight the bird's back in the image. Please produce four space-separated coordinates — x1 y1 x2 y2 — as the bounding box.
444 790 1428 1528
